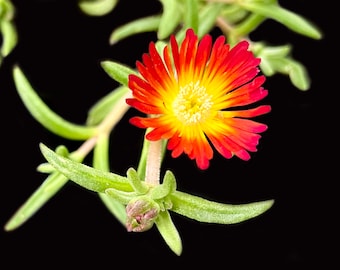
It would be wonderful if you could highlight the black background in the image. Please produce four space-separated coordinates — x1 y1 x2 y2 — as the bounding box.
1 0 334 268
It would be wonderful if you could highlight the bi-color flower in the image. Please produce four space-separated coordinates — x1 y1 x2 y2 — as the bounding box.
127 29 271 170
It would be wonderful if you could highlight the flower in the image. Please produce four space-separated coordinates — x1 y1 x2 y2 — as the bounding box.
126 28 271 170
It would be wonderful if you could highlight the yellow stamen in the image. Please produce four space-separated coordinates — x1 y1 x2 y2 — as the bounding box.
173 81 212 125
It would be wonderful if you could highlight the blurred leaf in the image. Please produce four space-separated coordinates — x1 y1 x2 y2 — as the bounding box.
288 61 310 91
93 134 127 226
241 2 322 39
270 58 311 91
86 86 129 126
158 0 182 40
4 172 69 231
253 42 310 90
221 4 248 24
183 0 199 33
99 192 127 225
101 60 137 86
232 13 265 38
197 2 223 38
78 0 118 16
109 15 161 44
175 2 223 43
1 20 17 57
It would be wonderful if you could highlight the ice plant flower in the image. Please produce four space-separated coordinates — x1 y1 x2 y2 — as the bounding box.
127 28 271 170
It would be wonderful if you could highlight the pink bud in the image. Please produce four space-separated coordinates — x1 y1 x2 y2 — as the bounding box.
126 197 160 232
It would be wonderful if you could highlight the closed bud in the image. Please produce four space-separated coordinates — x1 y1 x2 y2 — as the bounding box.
126 196 160 232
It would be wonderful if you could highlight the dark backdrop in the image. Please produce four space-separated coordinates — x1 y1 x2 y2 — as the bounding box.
1 0 333 268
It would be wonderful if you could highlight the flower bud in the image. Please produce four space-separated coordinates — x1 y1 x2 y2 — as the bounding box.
126 196 160 232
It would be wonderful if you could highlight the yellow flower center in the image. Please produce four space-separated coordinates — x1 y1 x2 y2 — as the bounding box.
173 81 212 125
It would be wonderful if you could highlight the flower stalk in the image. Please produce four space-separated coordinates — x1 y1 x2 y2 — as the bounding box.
144 135 164 186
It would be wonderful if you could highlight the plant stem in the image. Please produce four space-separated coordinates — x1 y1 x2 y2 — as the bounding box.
98 91 132 135
144 139 163 186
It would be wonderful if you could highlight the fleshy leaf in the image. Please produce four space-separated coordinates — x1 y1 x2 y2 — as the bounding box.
0 0 17 60
13 66 97 140
93 134 127 225
221 4 248 24
183 0 199 33
39 143 133 193
86 86 129 126
231 13 265 39
126 167 149 194
158 0 182 40
270 57 311 91
100 60 137 86
287 61 310 91
241 2 322 40
155 210 182 256
149 170 177 200
253 42 311 90
109 15 161 44
197 2 224 38
4 172 69 231
1 20 17 57
78 0 118 16
170 191 274 224
99 192 127 225
175 3 223 42
105 188 138 205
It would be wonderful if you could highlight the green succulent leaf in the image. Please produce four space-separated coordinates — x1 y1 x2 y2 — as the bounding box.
221 4 248 24
126 167 149 194
93 134 127 226
78 0 118 16
232 13 265 38
270 58 310 91
158 0 182 40
37 145 83 173
4 172 69 231
287 60 310 91
240 3 322 40
155 210 182 256
253 42 310 90
109 15 161 44
170 191 274 224
86 85 129 126
183 0 199 34
99 193 127 225
105 188 138 205
175 2 223 43
101 60 137 86
13 66 97 140
1 19 17 57
39 143 133 193
197 2 223 38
